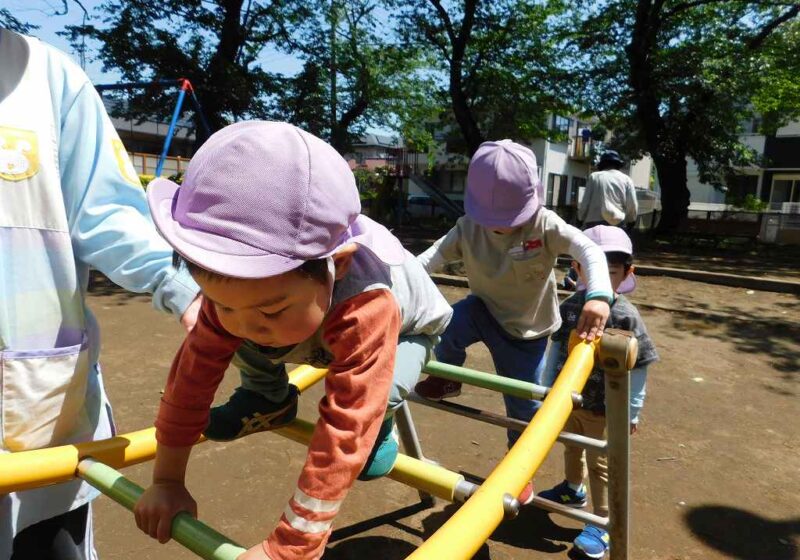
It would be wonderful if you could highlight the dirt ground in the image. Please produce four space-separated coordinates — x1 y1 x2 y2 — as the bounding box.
85 271 800 560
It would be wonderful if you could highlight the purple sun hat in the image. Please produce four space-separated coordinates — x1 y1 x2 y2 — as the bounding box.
147 121 406 279
583 225 637 294
464 140 542 228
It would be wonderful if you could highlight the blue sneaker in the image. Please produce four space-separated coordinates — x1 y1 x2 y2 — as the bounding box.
537 480 588 508
573 525 610 559
203 385 298 441
358 417 399 481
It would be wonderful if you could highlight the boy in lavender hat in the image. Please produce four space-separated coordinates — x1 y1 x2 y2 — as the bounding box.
414 140 614 503
133 121 452 560
538 225 658 559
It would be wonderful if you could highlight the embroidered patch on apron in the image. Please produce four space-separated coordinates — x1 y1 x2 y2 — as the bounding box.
0 126 38 181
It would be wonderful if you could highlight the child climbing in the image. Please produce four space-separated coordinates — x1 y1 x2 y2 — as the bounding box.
133 121 452 560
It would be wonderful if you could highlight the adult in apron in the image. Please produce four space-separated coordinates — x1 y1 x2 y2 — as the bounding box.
0 29 200 559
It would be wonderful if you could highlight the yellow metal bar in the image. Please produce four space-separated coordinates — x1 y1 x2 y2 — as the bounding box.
275 418 463 502
0 365 326 493
287 365 327 393
0 428 159 493
406 336 598 560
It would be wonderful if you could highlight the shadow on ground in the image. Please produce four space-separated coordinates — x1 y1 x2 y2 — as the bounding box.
684 505 799 560
327 500 586 559
324 536 418 560
669 307 800 390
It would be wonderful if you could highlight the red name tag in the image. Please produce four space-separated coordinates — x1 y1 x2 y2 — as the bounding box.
523 239 542 251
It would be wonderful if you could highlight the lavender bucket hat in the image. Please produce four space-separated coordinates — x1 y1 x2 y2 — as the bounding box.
464 139 542 228
147 121 406 279
583 225 637 294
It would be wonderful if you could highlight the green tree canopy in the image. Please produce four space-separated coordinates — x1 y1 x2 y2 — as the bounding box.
277 0 429 152
568 0 800 230
391 0 574 156
64 0 313 141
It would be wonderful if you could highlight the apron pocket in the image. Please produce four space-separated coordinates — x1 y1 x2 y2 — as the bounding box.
1 336 90 451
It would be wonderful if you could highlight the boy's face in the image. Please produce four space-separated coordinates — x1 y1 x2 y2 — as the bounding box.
194 245 357 348
197 269 330 348
573 257 634 294
607 262 632 293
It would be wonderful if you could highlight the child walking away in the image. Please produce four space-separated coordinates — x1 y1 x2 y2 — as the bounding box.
133 121 452 560
538 225 658 559
413 140 614 503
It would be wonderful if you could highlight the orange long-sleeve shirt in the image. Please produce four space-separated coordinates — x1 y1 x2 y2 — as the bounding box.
155 290 401 560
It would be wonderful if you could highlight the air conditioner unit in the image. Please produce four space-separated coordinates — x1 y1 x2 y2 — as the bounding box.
782 202 800 214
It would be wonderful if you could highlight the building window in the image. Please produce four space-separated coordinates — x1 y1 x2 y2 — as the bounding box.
450 172 465 193
551 115 571 137
742 117 762 134
725 174 759 203
570 177 586 206
769 176 800 209
547 173 568 206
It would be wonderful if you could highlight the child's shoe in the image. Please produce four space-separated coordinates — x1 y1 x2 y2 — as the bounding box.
517 481 535 505
359 417 399 481
203 385 299 441
537 480 588 508
573 525 610 558
414 376 462 400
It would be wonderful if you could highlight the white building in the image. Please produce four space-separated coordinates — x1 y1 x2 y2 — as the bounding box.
687 119 800 213
409 115 656 220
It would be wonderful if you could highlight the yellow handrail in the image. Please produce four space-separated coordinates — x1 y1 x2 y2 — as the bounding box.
406 335 597 560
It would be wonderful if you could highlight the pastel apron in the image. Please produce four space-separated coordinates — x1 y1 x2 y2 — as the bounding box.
0 33 113 557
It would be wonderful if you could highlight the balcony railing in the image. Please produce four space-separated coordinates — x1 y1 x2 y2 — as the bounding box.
570 136 593 161
129 152 189 177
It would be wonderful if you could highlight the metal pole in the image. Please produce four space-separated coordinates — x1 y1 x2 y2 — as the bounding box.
155 82 188 177
406 393 605 453
423 361 583 404
394 402 434 506
531 496 609 528
599 330 638 560
77 459 246 560
187 89 212 140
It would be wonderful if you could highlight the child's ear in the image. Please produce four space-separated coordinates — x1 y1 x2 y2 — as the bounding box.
626 264 636 278
332 243 359 280
572 260 580 272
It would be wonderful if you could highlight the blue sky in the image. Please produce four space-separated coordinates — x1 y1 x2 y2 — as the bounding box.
7 0 396 134
6 0 304 83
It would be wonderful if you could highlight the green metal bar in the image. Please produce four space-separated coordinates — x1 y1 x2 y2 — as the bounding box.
77 459 246 560
423 361 550 400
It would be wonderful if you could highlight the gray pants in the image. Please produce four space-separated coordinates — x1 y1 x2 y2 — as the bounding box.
236 335 435 414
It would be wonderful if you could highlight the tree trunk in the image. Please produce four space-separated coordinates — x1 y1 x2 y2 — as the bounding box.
449 70 484 156
653 154 691 232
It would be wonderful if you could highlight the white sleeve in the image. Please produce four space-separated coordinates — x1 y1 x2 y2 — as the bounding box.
567 232 613 302
543 211 613 301
629 366 648 423
415 226 462 274
625 179 638 224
